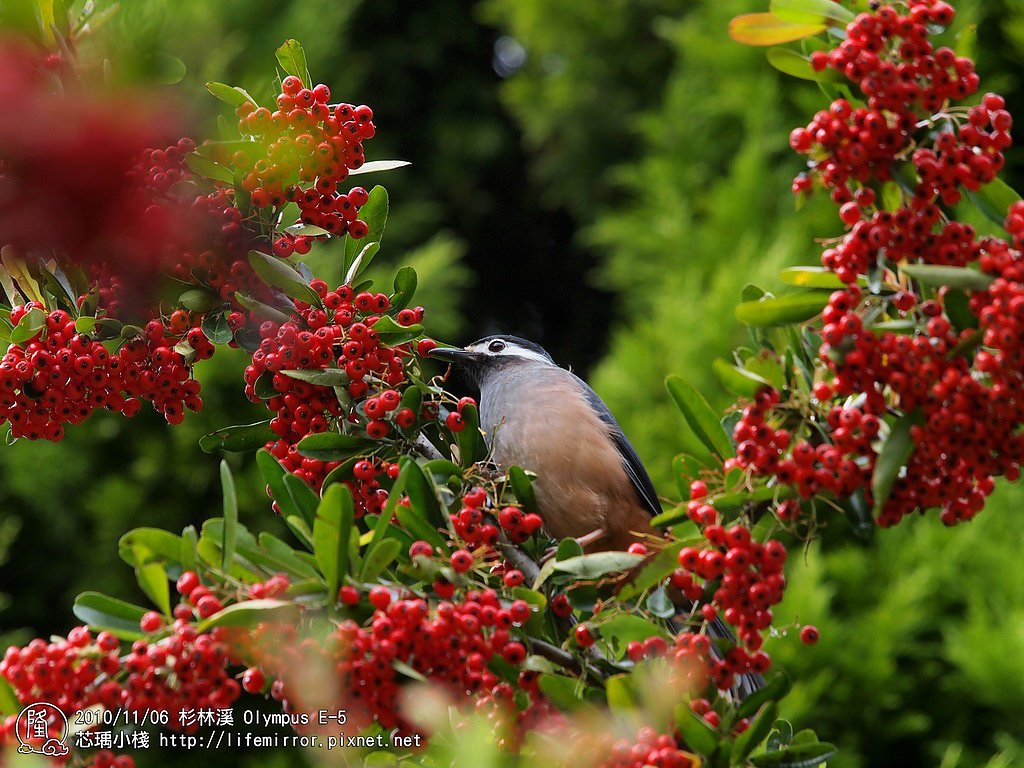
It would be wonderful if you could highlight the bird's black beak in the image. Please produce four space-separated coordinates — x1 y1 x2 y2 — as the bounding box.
427 347 485 366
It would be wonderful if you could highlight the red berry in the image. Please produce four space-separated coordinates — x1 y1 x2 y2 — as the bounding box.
409 540 433 558
241 667 265 694
369 585 391 610
450 549 474 573
800 625 820 645
574 624 595 648
176 571 200 597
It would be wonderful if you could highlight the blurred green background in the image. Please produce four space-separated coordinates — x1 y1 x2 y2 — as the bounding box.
3 1 1024 766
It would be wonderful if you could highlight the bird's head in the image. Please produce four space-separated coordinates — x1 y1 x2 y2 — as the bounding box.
429 335 554 387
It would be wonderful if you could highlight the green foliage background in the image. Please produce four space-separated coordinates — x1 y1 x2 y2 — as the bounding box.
3 1 1024 767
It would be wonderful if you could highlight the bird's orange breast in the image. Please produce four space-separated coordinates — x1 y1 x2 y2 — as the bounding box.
484 371 654 550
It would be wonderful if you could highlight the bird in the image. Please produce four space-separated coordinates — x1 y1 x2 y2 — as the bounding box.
429 334 658 551
430 334 764 699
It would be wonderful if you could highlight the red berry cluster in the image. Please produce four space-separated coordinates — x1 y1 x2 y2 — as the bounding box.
230 75 375 249
496 504 544 544
598 727 698 768
0 307 209 440
0 623 239 740
676 523 783 661
670 630 757 693
732 384 873 501
749 0 1024 526
243 281 427 496
793 1 975 197
237 590 539 735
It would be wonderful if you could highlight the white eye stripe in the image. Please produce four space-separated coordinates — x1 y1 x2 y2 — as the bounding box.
465 341 554 365
500 346 555 364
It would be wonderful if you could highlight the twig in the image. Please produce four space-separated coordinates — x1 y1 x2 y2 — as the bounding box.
527 638 580 673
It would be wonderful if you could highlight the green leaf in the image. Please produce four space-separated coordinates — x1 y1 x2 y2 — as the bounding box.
220 461 238 572
344 186 389 275
744 349 787 390
713 359 771 398
283 473 319 529
390 266 418 311
606 674 637 711
871 410 924 516
0 675 21 716
257 448 302 520
248 250 321 306
646 585 675 618
769 0 854 25
423 457 460 479
672 453 705 499
967 177 1022 227
556 538 584 562
454 402 485 467
179 288 224 313
401 458 444 527
349 159 411 176
371 315 422 346
153 54 186 85
205 81 257 107
185 152 234 184
618 540 686 601
275 39 311 85
734 703 780 764
134 558 171 617
548 552 643 581
600 614 663 655
735 292 829 326
196 599 300 632
360 537 402 582
181 525 198 570
945 288 978 331
201 311 233 344
750 742 837 766
282 367 348 387
73 592 149 640
881 181 903 212
314 484 354 602
118 528 182 569
840 488 874 540
900 263 994 292
738 673 793 719
509 466 538 512
297 431 375 461
674 707 719 756
257 533 321 579
766 47 843 82
666 375 734 459
395 497 446 552
234 292 293 324
199 420 274 454
538 674 588 712
9 306 44 344
779 266 845 289
768 719 795 752
284 223 331 237
344 241 381 285
729 13 826 46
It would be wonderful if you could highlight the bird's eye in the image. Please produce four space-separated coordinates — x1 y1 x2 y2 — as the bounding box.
488 340 506 353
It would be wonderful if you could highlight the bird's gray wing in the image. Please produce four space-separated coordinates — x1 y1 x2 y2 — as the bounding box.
571 373 662 517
